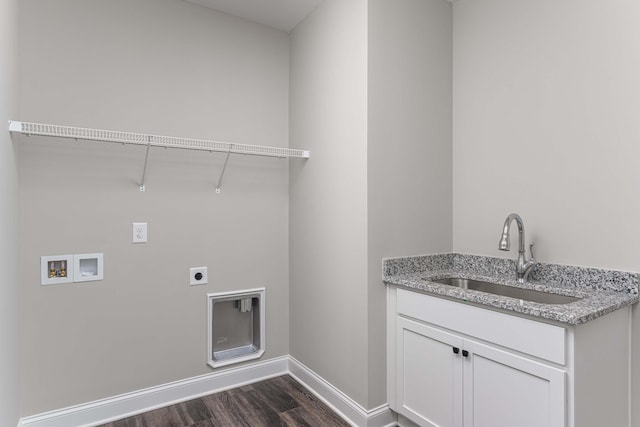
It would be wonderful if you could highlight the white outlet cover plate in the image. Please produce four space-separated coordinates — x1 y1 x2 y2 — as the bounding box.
190 267 208 286
132 222 147 243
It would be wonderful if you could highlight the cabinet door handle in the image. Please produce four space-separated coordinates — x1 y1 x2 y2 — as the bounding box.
462 350 469 357
452 347 460 354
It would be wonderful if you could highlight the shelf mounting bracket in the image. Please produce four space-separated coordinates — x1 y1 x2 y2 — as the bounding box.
216 148 232 194
139 143 151 192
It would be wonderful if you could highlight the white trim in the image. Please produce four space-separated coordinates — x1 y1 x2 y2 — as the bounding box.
288 357 397 427
19 357 288 427
18 356 397 427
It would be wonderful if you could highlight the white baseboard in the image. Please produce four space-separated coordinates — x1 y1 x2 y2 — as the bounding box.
18 355 396 427
288 356 396 427
19 356 289 427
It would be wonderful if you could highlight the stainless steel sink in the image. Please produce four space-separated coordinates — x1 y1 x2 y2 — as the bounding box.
431 277 581 305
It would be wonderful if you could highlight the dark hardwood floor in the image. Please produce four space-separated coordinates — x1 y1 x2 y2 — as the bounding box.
98 375 351 427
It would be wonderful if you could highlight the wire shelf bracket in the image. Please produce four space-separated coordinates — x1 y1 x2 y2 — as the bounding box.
216 149 232 194
9 120 311 193
139 144 152 192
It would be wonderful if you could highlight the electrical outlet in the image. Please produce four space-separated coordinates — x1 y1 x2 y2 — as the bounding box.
132 222 147 243
190 267 208 286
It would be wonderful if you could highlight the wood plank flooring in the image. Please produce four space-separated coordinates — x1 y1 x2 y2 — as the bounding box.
98 375 351 427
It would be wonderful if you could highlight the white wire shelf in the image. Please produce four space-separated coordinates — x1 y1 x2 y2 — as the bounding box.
9 120 310 192
8 121 310 158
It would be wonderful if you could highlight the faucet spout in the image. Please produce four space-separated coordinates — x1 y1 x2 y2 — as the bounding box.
499 213 536 283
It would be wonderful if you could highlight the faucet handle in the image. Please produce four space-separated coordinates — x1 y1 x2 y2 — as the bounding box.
529 243 536 262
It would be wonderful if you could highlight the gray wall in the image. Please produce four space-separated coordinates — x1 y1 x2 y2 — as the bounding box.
368 0 452 407
14 0 640 421
289 0 370 407
18 0 291 416
451 0 640 425
290 0 453 409
452 0 640 271
0 0 20 424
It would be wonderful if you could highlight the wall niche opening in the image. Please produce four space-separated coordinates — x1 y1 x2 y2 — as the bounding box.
207 288 265 368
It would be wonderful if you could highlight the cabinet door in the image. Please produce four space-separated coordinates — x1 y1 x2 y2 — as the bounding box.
463 339 566 427
396 317 464 427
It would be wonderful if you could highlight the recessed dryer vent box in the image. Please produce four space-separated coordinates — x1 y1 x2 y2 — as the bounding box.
207 288 265 368
73 253 104 282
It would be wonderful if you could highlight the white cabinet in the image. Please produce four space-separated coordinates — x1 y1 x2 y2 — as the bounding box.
396 317 565 427
462 338 564 427
388 287 631 427
396 317 462 427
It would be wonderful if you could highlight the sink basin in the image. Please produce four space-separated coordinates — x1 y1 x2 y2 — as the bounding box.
431 277 581 305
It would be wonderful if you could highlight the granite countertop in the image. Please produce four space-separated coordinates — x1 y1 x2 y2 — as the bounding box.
383 254 639 325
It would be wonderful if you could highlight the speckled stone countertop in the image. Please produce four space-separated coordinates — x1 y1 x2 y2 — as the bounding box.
383 253 639 325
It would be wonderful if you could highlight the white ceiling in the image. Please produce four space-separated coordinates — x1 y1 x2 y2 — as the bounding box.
184 0 323 32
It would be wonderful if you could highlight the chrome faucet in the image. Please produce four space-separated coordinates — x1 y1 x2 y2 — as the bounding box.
499 213 536 283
